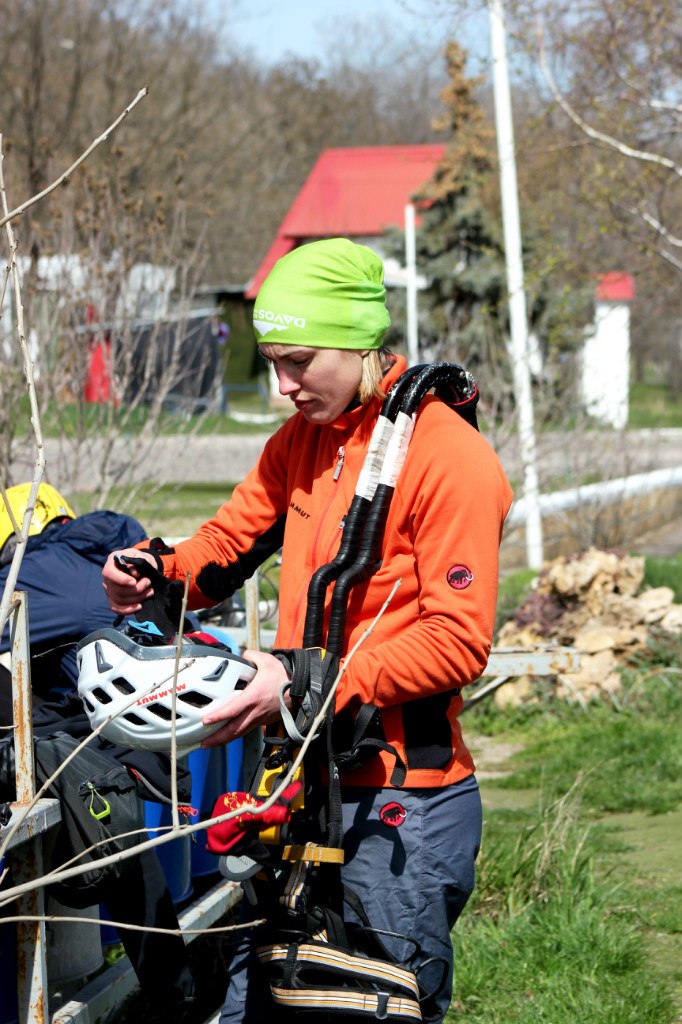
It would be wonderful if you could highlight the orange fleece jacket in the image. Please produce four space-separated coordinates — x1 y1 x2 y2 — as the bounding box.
151 356 513 788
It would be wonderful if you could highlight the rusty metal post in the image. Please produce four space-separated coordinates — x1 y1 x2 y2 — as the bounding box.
10 591 50 1024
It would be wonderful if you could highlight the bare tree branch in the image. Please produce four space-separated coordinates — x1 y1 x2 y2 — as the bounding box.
170 572 192 828
0 87 148 230
0 134 46 641
0 913 266 937
629 205 682 250
536 21 682 179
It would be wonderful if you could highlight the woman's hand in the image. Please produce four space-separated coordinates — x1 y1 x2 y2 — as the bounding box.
201 649 291 747
102 548 158 614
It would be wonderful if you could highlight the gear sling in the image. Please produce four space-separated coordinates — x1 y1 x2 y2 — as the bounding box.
211 363 480 1022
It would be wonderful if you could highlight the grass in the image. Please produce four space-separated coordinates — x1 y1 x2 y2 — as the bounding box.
642 552 682 603
492 699 682 814
455 618 682 1023
26 387 285 441
129 483 237 539
448 781 677 1023
70 482 239 538
474 629 682 813
450 891 674 1023
495 568 537 634
629 381 682 429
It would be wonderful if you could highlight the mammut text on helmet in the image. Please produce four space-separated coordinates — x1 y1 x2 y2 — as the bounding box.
137 682 187 706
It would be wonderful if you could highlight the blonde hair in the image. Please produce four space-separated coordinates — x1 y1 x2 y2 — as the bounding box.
358 349 390 404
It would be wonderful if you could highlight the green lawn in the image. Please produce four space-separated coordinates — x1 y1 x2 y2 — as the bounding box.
29 368 682 441
453 622 682 1023
629 381 682 429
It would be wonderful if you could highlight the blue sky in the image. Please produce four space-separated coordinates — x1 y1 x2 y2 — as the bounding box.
217 0 489 69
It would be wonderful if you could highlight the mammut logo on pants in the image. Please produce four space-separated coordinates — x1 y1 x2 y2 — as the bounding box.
379 801 407 827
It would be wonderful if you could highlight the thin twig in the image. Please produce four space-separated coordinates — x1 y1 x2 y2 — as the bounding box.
170 571 192 829
0 87 148 230
0 136 48 641
0 659 198 865
536 21 682 179
0 914 266 936
0 578 402 906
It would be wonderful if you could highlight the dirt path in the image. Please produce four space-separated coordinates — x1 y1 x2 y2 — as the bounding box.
467 735 524 781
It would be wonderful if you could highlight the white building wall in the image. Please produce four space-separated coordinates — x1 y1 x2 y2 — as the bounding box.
581 300 630 429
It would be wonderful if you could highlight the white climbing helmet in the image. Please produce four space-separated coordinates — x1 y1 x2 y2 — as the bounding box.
76 627 256 751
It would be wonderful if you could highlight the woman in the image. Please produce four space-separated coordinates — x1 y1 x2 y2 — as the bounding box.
102 237 513 1022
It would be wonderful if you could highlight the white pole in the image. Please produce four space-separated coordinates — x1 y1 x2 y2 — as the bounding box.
404 203 419 366
489 0 544 569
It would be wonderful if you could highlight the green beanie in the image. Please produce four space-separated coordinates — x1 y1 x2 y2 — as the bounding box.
253 238 391 350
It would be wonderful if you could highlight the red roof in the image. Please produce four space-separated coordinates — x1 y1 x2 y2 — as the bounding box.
595 272 635 303
246 145 446 299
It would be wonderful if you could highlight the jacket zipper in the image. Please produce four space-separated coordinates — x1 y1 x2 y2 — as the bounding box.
287 443 347 647
333 445 346 480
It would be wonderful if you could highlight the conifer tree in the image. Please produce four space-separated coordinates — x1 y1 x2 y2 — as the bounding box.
385 41 587 423
387 42 506 371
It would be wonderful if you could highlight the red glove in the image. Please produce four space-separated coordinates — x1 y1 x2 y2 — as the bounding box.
205 781 302 855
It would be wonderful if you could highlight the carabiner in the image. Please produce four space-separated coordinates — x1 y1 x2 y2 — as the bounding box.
86 783 111 821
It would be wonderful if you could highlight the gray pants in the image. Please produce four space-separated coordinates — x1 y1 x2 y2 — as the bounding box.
220 774 482 1023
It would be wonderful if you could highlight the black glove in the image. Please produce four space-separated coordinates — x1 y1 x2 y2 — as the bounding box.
115 555 188 637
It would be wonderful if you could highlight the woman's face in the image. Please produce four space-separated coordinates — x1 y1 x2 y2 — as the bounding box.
259 344 365 424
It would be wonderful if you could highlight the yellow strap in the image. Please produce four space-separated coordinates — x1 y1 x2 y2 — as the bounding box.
282 844 345 865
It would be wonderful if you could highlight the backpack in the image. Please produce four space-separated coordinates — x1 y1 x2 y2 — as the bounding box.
0 731 146 908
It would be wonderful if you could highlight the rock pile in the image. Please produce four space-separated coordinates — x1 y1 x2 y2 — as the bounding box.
495 548 682 706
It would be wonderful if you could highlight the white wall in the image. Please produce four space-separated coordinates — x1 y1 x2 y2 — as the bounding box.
581 300 630 429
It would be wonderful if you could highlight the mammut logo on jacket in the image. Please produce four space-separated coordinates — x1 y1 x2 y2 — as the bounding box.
137 682 186 705
447 564 474 590
253 309 306 338
289 501 311 520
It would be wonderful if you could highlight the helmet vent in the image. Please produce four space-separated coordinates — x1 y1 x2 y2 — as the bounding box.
92 686 113 705
201 661 229 681
122 712 146 726
178 692 212 708
113 677 135 695
148 704 175 721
